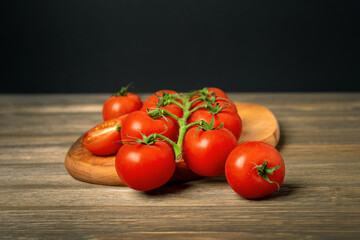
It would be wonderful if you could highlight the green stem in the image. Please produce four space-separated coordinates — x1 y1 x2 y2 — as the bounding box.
113 83 132 97
154 134 182 163
169 99 187 112
159 109 180 121
188 96 203 106
174 97 206 155
188 104 208 115
147 89 216 163
183 120 204 131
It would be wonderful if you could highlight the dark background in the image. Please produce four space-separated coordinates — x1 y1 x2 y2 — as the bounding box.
1 0 359 93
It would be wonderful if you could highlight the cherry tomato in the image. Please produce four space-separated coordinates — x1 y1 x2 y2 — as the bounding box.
183 127 238 177
188 106 242 140
103 91 142 120
225 141 285 199
141 90 183 119
115 141 176 191
82 116 126 156
121 111 179 142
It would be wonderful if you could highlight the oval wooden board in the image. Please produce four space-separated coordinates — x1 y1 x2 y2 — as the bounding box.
65 102 280 186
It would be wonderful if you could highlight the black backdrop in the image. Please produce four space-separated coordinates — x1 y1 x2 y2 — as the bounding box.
1 0 360 93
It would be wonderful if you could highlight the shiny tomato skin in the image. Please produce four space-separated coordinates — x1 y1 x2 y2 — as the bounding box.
141 90 183 119
183 127 237 177
102 93 143 120
188 107 242 140
121 111 179 142
115 141 176 191
82 116 125 156
225 141 285 199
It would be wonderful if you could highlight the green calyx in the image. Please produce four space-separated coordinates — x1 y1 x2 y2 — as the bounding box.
196 87 214 98
252 161 282 189
113 83 133 97
122 131 157 145
157 92 171 107
206 102 230 114
147 108 164 119
195 115 223 134
147 108 179 122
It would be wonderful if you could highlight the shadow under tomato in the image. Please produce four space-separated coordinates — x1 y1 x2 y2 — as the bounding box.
239 183 301 201
143 181 197 196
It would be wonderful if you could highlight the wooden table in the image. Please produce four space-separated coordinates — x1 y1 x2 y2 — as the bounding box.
1 93 359 239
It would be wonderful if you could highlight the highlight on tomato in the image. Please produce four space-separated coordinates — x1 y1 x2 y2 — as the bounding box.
225 141 285 199
82 116 126 156
102 85 143 120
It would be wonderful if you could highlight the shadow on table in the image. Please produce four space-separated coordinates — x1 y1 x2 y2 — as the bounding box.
143 181 196 196
250 183 302 201
276 120 286 152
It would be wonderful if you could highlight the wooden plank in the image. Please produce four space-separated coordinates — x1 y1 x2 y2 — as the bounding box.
0 93 360 239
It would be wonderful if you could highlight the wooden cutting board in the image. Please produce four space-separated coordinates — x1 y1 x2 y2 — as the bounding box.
65 102 280 186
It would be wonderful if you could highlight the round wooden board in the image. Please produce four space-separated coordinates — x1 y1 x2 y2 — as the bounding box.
65 102 280 186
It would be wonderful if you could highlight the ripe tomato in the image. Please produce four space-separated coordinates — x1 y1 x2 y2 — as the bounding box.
225 141 285 199
188 106 242 140
82 116 126 156
121 111 179 142
115 141 176 191
141 90 183 119
102 91 142 120
183 127 237 177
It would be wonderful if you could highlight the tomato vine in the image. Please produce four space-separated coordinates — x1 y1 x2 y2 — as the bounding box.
145 87 230 162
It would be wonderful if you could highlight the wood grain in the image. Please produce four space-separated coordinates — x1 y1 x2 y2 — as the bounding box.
1 93 360 240
65 102 280 186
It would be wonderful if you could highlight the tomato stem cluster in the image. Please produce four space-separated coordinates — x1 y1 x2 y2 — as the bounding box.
146 88 224 162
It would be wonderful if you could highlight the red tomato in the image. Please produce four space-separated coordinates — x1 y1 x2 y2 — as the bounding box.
188 106 242 140
121 111 179 142
225 141 285 199
141 90 183 119
183 127 237 177
115 141 176 191
103 92 142 120
82 116 126 156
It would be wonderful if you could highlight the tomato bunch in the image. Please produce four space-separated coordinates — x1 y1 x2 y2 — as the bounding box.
81 86 285 198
